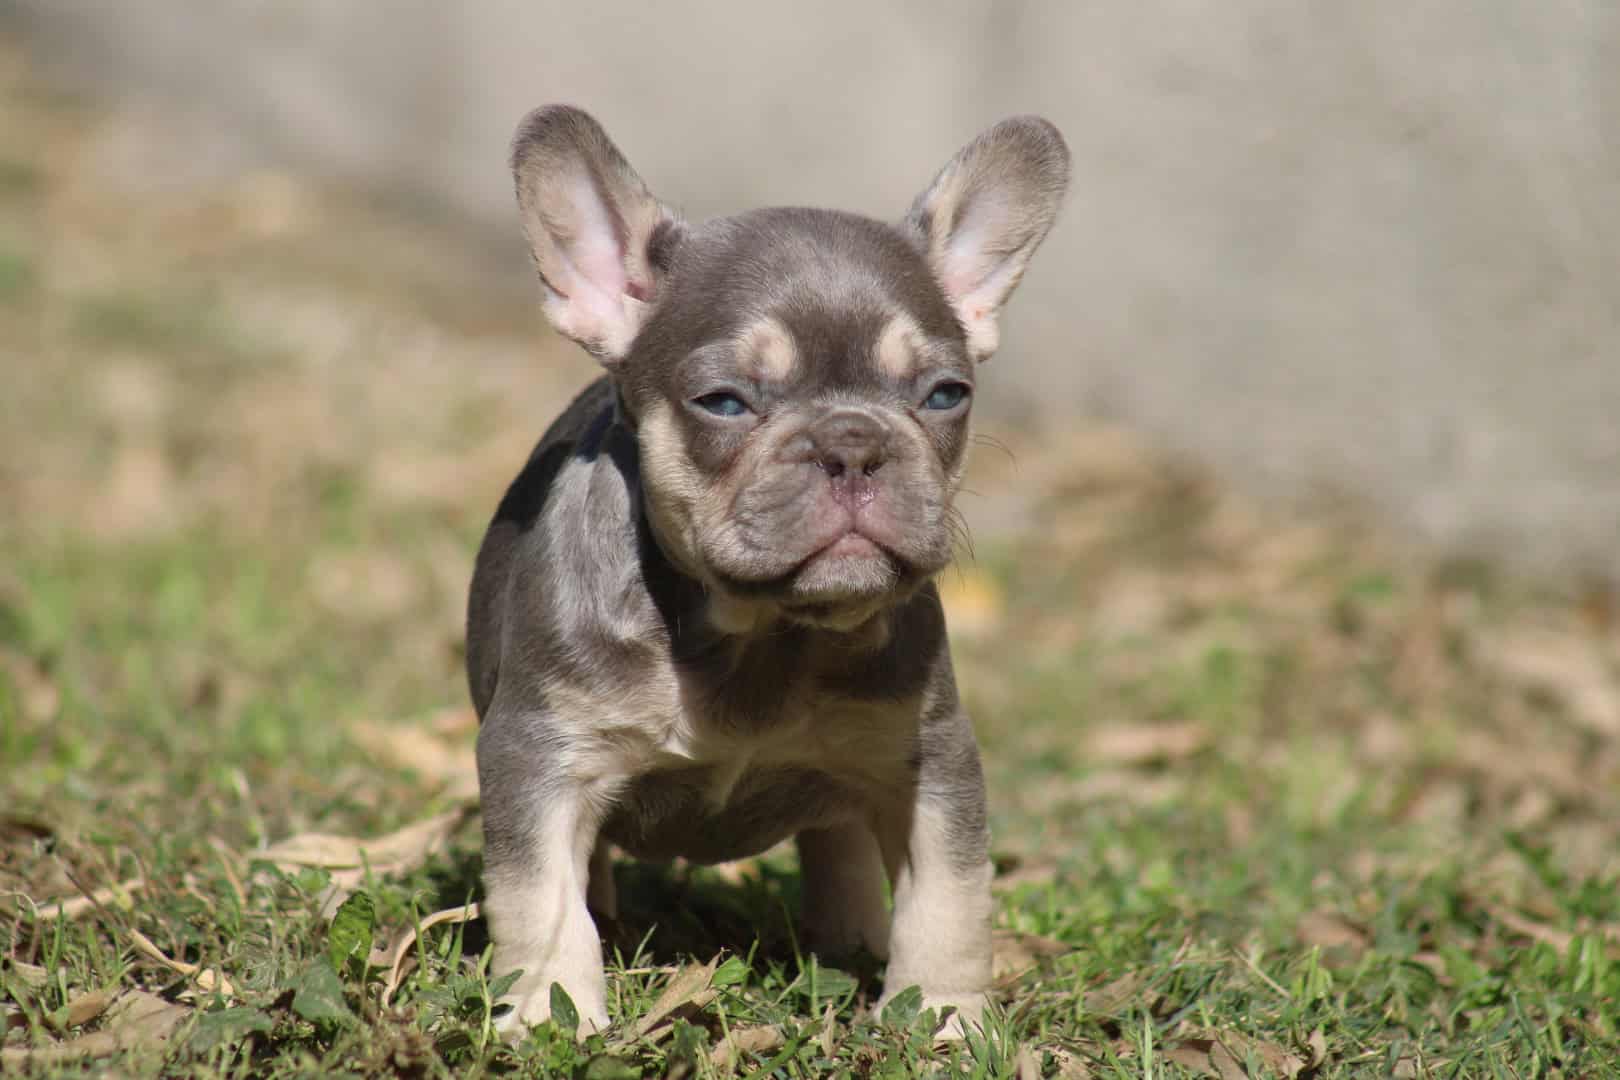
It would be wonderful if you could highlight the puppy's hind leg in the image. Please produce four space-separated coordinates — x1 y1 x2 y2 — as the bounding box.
797 822 891 960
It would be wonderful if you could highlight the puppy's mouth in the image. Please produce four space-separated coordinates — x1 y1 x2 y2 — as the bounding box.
712 524 912 608
810 529 885 562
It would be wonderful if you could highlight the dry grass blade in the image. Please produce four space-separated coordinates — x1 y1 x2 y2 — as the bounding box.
0 990 190 1068
708 1024 784 1071
29 877 146 922
127 927 236 998
372 902 481 1007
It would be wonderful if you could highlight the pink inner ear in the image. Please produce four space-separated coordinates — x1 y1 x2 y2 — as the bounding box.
939 192 1008 303
561 172 631 321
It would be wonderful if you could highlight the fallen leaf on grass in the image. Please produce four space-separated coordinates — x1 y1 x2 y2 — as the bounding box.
1482 901 1620 952
1480 625 1620 737
708 1024 784 1071
1048 1047 1094 1078
371 902 481 1007
257 806 477 912
1162 1033 1307 1079
128 927 236 998
992 853 1061 892
260 807 474 873
1294 909 1369 952
0 646 60 721
614 957 719 1046
350 719 479 801
53 988 116 1030
1081 971 1145 1017
0 990 190 1068
993 929 1070 983
1087 721 1211 765
4 958 50 989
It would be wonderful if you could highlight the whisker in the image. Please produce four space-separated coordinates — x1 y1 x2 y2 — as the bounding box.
971 433 1017 465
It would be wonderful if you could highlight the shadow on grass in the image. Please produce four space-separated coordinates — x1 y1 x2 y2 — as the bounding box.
419 844 874 980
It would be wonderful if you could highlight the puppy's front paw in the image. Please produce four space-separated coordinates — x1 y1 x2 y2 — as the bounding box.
875 989 989 1041
493 977 610 1041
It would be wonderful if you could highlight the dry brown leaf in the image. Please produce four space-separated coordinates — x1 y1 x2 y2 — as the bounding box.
350 720 479 801
709 1024 784 1071
1049 1047 1094 1079
0 990 190 1068
372 902 482 1007
1082 971 1144 1017
1305 1026 1329 1069
1216 1032 1306 1078
1481 625 1620 736
127 927 236 998
260 806 474 873
259 806 477 912
1295 909 1369 952
1208 1041 1247 1080
616 957 719 1045
1088 721 1211 765
993 929 1071 983
0 646 61 721
992 854 1061 892
55 989 117 1030
1162 1040 1219 1076
5 958 50 989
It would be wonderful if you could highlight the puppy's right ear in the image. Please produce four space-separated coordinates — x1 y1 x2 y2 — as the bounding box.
511 106 682 365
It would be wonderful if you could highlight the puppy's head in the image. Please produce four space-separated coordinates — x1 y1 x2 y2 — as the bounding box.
511 107 1069 632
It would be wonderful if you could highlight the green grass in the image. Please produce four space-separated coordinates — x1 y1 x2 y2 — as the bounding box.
3 42 1619 1077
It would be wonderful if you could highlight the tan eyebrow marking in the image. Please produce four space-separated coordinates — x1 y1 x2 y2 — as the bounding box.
875 313 923 379
735 317 798 381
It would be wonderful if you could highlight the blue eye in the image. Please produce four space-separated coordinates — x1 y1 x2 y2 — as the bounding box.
693 391 750 417
923 382 970 410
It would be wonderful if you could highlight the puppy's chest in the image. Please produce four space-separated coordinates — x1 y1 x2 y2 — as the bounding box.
600 669 915 862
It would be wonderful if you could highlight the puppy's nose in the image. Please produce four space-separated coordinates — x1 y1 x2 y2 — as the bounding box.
809 409 889 478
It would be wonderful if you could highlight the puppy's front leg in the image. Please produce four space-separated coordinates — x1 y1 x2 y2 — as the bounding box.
478 717 613 1037
874 714 994 1038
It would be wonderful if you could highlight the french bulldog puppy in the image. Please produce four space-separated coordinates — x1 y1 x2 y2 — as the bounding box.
468 105 1068 1038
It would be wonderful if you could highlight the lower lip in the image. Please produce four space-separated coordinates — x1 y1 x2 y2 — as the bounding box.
822 533 882 559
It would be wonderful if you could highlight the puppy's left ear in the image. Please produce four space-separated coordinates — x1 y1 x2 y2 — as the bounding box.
904 117 1070 362
511 106 683 365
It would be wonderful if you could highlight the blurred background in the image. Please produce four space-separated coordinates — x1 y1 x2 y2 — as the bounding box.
9 0 1618 579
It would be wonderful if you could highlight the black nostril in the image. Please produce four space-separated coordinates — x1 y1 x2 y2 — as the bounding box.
861 459 883 477
818 458 847 479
